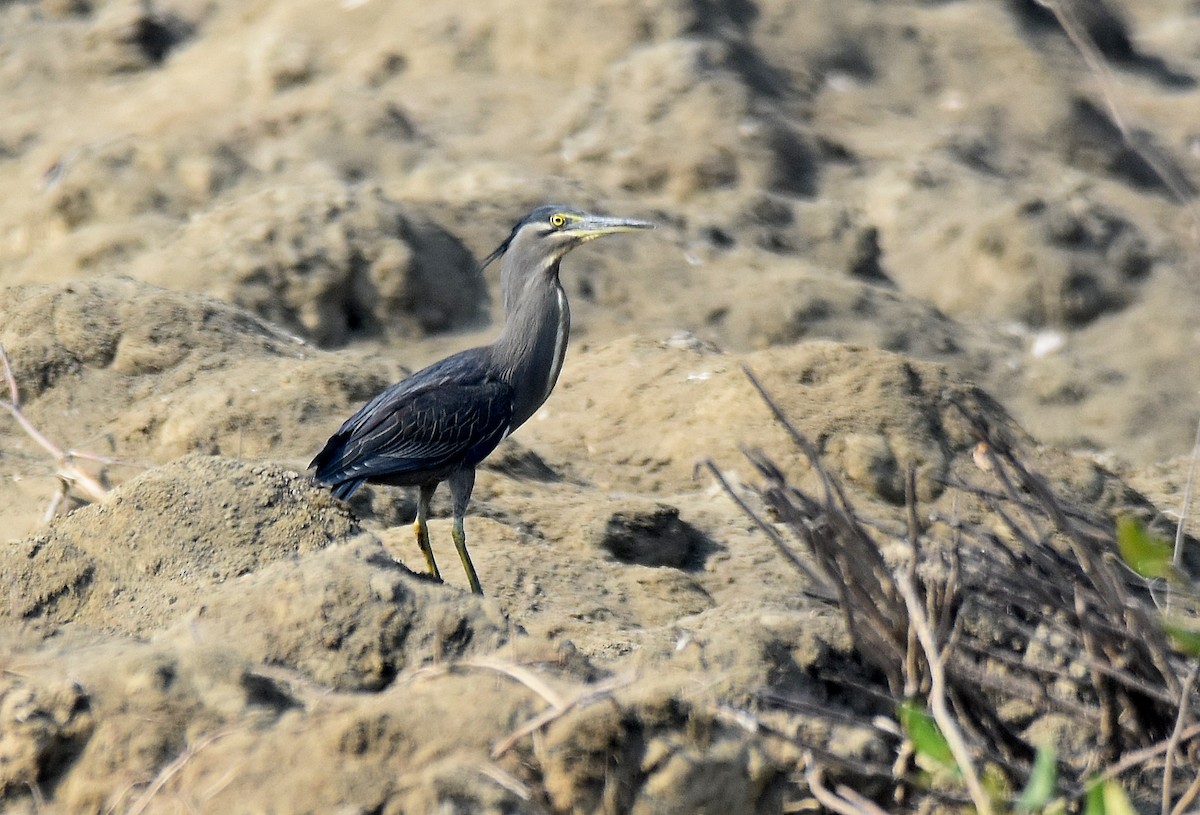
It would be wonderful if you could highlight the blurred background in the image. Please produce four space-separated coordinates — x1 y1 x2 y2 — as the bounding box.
3 0 1199 465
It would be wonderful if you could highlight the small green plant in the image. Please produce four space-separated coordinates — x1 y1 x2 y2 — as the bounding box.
901 700 1066 814
1116 516 1200 656
1014 746 1057 813
898 700 958 777
1115 516 1186 585
1083 778 1135 815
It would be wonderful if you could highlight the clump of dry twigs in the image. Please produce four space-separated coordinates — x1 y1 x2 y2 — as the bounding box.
713 368 1200 814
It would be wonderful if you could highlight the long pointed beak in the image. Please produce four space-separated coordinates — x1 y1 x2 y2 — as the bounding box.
567 214 656 241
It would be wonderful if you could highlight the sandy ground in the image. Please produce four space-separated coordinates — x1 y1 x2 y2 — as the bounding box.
3 0 1200 812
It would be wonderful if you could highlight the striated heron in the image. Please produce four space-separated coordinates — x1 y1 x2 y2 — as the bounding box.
310 205 654 594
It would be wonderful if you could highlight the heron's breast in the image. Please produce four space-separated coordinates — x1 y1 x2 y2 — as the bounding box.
541 286 570 404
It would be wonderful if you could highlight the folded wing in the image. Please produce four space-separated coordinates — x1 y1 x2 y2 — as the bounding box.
311 371 514 497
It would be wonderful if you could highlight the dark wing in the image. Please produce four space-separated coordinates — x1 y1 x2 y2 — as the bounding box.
311 360 513 496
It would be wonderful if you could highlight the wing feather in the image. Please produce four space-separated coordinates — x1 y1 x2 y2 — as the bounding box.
309 350 511 492
310 375 514 488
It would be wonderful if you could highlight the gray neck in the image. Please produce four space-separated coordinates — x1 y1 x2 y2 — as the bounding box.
492 256 571 430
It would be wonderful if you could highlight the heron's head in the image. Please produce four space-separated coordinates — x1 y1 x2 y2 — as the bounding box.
482 205 655 276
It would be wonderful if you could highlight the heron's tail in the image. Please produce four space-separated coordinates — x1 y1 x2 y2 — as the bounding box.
309 429 362 500
329 478 364 501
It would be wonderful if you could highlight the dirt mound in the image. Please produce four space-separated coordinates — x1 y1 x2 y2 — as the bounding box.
523 336 1010 500
3 455 361 637
129 177 487 346
554 38 815 199
892 189 1159 329
0 277 305 391
163 534 510 691
0 278 399 515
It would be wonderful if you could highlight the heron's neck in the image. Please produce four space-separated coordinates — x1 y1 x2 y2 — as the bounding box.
493 260 571 430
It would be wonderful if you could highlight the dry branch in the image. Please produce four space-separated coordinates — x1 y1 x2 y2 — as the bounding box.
124 728 237 815
0 343 110 507
401 655 635 759
719 367 1200 810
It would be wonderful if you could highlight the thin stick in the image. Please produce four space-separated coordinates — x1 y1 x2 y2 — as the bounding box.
1095 721 1200 783
125 728 236 815
478 762 532 800
24 781 45 815
63 449 145 469
1163 661 1200 815
404 655 634 759
463 657 570 709
1173 416 1200 568
1171 769 1200 815
0 344 109 504
1076 588 1119 767
834 785 894 815
703 459 833 596
407 657 568 709
895 573 993 815
491 672 634 758
41 481 68 525
804 755 890 815
1033 0 1200 228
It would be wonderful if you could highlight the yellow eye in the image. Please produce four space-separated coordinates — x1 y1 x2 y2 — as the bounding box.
550 213 566 228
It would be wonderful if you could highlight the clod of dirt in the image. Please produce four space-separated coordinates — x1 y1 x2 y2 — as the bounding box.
736 197 889 283
1018 194 1154 325
716 269 974 359
15 638 301 813
901 192 1159 329
830 431 906 504
0 278 308 394
81 0 194 74
0 676 93 798
0 278 406 486
590 503 715 570
480 437 562 482
540 692 785 814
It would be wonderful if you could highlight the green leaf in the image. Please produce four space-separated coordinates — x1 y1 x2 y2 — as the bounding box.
1015 745 1057 812
1101 780 1136 815
1163 620 1200 657
1084 779 1136 815
1116 517 1183 583
1084 779 1105 815
981 763 1010 804
898 700 958 774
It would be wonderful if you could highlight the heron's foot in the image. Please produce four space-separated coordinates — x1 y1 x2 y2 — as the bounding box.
413 519 442 581
452 518 483 595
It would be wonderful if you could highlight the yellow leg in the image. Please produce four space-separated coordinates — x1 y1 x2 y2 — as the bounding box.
415 485 441 581
413 518 441 580
452 517 483 595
